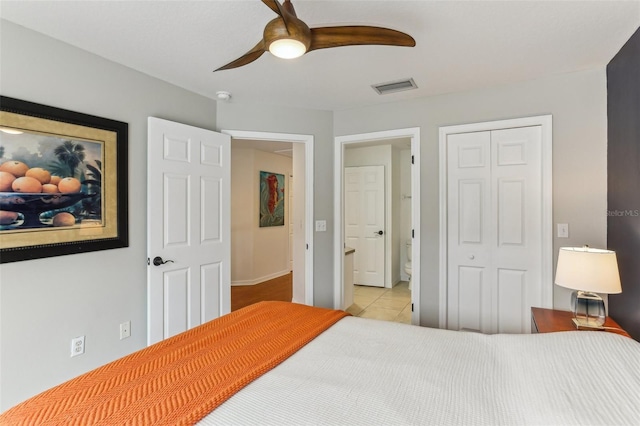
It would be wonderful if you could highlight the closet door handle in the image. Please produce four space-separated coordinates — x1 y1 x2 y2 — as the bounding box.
374 230 384 235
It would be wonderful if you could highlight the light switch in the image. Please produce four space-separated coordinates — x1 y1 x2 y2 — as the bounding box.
315 220 327 232
557 223 569 238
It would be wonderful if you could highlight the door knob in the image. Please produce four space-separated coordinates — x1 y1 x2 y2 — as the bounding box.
152 256 174 266
468 254 475 260
374 230 384 235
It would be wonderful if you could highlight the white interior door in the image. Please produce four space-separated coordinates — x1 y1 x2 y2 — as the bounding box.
447 126 543 334
344 165 385 287
147 117 230 345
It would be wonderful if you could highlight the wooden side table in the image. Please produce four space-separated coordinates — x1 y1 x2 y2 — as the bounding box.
531 307 630 338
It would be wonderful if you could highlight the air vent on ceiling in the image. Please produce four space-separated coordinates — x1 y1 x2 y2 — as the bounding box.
372 78 418 95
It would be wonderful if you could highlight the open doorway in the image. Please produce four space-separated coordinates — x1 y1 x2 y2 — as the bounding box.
334 128 421 325
343 140 412 322
223 130 314 310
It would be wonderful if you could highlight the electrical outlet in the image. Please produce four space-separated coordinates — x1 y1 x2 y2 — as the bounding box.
120 321 131 340
71 336 85 357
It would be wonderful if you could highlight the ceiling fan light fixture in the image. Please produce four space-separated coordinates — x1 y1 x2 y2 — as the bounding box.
269 38 307 59
214 0 415 72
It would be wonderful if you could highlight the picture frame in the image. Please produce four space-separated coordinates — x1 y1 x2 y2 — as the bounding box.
259 170 285 227
0 96 128 263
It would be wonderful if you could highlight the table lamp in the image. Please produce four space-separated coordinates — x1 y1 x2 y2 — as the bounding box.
554 246 622 329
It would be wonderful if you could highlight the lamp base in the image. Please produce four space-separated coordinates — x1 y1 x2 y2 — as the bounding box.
572 317 606 330
571 290 606 327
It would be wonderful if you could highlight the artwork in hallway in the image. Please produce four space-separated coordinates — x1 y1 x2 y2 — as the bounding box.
259 170 285 227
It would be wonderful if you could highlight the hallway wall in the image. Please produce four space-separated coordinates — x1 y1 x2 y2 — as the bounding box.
231 147 292 285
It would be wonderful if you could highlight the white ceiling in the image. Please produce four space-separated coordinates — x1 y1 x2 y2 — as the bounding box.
1 1 639 112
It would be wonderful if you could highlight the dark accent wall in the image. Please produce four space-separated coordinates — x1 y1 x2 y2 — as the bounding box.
607 26 640 341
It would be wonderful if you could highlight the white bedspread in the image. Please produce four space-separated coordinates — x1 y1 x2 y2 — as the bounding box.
200 316 640 425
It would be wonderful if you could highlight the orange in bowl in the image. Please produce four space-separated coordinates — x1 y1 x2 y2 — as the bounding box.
52 212 76 227
49 176 62 186
12 176 42 193
42 184 59 193
0 210 19 225
0 161 29 177
25 167 51 184
0 171 16 192
58 177 81 193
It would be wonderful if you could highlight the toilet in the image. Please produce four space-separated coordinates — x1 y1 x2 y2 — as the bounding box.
404 240 412 290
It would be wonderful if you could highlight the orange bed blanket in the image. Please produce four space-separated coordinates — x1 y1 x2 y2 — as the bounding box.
0 301 349 425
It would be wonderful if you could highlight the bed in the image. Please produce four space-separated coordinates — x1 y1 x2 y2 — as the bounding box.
1 301 639 425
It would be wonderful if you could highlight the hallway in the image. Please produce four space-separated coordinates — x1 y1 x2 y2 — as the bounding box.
231 273 292 311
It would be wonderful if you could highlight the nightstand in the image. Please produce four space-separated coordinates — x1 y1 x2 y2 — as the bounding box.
531 307 630 338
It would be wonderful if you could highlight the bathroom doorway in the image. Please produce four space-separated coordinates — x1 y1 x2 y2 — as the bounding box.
334 128 421 325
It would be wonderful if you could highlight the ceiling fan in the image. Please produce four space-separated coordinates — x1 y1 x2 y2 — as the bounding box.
215 0 416 71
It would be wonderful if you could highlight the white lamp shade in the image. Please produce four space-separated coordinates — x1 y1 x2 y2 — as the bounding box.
269 38 306 59
555 247 622 294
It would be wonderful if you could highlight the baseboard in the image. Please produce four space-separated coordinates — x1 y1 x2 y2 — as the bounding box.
385 276 402 289
231 270 291 286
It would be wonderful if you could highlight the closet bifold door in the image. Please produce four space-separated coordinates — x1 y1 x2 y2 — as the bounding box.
446 126 543 334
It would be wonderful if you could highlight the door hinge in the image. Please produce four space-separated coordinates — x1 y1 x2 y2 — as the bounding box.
412 229 414 238
306 244 309 250
147 257 150 266
411 303 414 312
411 155 414 164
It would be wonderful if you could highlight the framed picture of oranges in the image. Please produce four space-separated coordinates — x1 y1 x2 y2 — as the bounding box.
0 96 128 263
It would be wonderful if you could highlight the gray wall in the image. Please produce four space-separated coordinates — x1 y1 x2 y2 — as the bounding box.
0 20 218 409
216 102 334 307
335 68 608 327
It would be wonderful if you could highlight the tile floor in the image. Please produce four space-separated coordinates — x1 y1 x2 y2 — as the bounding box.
346 281 412 324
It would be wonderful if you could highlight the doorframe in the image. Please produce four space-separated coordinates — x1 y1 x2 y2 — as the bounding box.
222 129 314 306
438 115 553 328
334 127 421 325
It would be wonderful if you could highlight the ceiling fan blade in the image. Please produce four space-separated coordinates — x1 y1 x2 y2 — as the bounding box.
262 0 302 38
263 0 298 17
214 40 266 71
309 26 416 51
262 0 283 16
282 0 298 17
